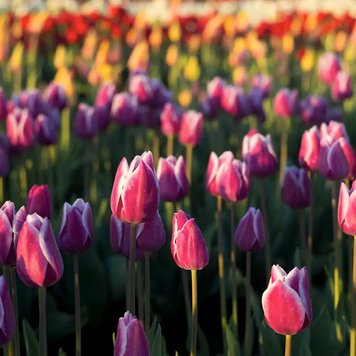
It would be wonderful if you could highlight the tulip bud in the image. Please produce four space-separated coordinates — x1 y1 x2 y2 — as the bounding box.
178 110 203 146
0 276 15 345
114 311 149 356
217 159 250 202
262 265 312 335
207 76 225 109
35 113 59 145
171 210 209 270
201 96 219 121
16 214 64 288
58 199 93 254
111 93 140 127
251 75 272 98
318 52 341 85
74 103 99 140
136 211 166 252
234 207 265 252
338 181 356 236
242 129 278 178
281 167 310 209
0 88 7 120
111 151 160 224
43 82 67 111
331 70 353 101
273 88 298 118
26 184 51 219
160 102 182 137
206 151 234 197
129 73 153 104
0 201 16 266
110 215 144 260
298 126 320 171
299 96 328 125
157 155 189 202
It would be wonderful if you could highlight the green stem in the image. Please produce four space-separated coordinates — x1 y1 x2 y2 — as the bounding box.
60 108 71 151
216 196 227 351
190 270 198 356
244 252 251 356
279 121 289 183
137 262 144 323
73 254 81 356
285 335 292 356
0 177 3 203
90 137 99 205
185 144 193 183
9 268 20 356
39 288 47 356
351 235 356 356
298 209 306 264
152 131 160 167
307 171 314 280
182 269 192 329
144 252 150 334
230 204 238 338
128 224 137 314
167 135 174 157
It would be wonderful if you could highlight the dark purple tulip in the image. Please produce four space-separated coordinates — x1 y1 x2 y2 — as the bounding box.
110 215 144 260
318 52 341 85
157 155 189 202
178 110 203 146
129 73 153 104
249 87 265 119
251 75 272 98
35 113 59 145
331 71 353 101
281 167 310 209
16 214 63 288
26 184 51 219
0 88 7 120
6 108 36 151
136 211 166 252
43 82 67 111
235 207 265 252
201 96 219 121
273 88 298 118
299 96 328 125
0 147 9 177
114 311 149 356
150 78 173 108
111 92 140 126
0 276 15 345
0 201 16 266
207 76 225 108
160 102 182 137
74 103 99 140
58 199 93 254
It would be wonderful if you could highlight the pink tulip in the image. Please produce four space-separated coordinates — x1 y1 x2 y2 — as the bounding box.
338 181 356 236
111 151 159 224
171 210 209 270
298 126 320 171
160 102 182 137
178 110 203 146
0 201 16 266
273 88 298 118
110 93 140 127
318 52 341 85
262 265 312 335
331 71 353 102
26 184 51 219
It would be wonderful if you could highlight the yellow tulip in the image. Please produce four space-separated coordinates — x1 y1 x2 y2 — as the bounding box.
184 56 200 82
54 45 67 69
9 42 24 72
168 21 181 42
178 89 192 107
166 44 179 66
300 49 315 73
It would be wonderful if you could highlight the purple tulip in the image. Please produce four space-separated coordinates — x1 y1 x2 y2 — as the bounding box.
26 184 51 219
207 76 225 109
178 110 203 146
16 214 64 288
111 93 140 126
331 71 353 102
0 201 16 266
160 102 182 137
298 126 320 171
74 103 99 140
281 167 310 209
251 75 272 98
0 88 7 120
35 113 59 145
150 78 173 108
114 311 149 356
201 96 219 121
0 147 9 177
58 199 93 254
273 88 298 118
318 52 341 85
220 85 250 119
129 73 153 104
0 276 15 345
13 206 26 245
235 207 265 252
157 155 189 202
299 96 328 125
338 181 356 236
171 210 209 270
43 82 67 111
262 265 312 335
111 151 159 224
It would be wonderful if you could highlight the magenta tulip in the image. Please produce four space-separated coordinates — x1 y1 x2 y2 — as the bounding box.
262 265 312 335
298 126 320 171
110 93 140 127
338 181 356 236
111 151 159 224
160 102 182 137
58 199 93 254
0 88 7 120
281 167 310 209
43 82 67 111
114 311 149 356
16 214 63 288
251 75 272 98
235 207 265 252
318 52 341 85
0 276 15 345
299 96 328 125
273 88 298 118
171 210 209 270
26 184 51 219
178 110 203 146
0 201 16 266
129 73 152 104
331 71 353 101
74 103 99 140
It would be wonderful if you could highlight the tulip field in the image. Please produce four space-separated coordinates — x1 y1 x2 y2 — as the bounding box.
0 3 355 356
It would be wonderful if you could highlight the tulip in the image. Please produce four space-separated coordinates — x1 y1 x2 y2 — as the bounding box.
26 184 51 219
110 92 140 127
207 76 225 109
248 87 266 122
111 151 159 224
114 311 149 356
35 113 59 145
0 201 16 266
298 126 320 171
217 159 250 202
318 52 341 85
0 276 15 346
95 83 116 108
178 110 203 146
262 265 312 335
6 108 36 151
58 199 93 254
74 103 99 140
160 102 182 137
242 129 278 178
220 85 250 119
157 155 189 202
326 106 343 123
206 151 234 197
0 147 9 177
43 82 67 111
171 210 209 270
273 88 298 118
129 73 152 104
281 167 310 209
0 88 7 120
338 181 356 236
235 207 265 252
13 206 26 245
16 213 63 288
150 78 172 108
251 74 272 98
201 96 219 121
331 70 353 101
299 96 328 125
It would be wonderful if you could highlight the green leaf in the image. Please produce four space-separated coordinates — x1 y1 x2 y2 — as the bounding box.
226 324 240 356
150 323 162 356
197 325 209 356
47 311 76 342
58 348 67 356
22 319 39 356
259 322 282 356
